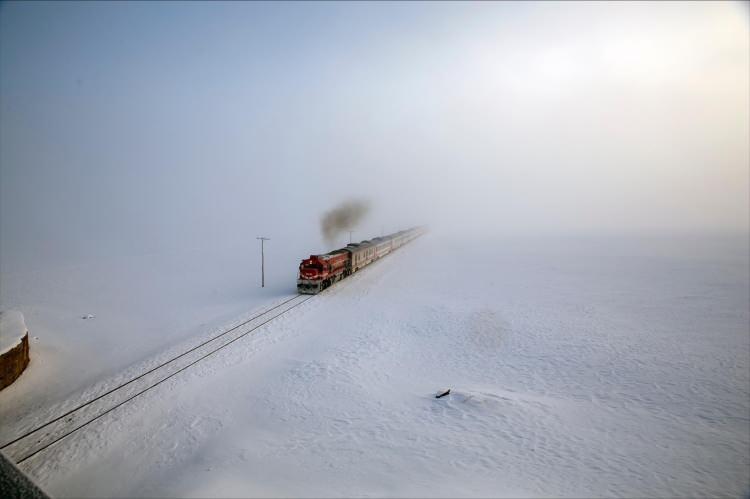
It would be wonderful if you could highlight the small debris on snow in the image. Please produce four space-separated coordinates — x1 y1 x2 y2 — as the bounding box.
435 389 451 399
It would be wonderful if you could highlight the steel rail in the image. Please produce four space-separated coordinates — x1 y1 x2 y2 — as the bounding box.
3 231 423 464
0 294 303 452
12 295 314 464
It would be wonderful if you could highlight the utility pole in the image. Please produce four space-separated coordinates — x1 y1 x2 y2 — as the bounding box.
256 237 270 287
347 230 355 244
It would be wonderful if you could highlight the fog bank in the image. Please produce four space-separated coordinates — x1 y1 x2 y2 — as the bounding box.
1 1 747 267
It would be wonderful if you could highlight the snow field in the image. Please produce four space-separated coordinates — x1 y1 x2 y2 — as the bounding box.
0 242 302 430
4 233 750 497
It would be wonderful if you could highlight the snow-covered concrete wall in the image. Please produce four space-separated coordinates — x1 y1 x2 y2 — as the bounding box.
0 311 30 390
0 450 50 498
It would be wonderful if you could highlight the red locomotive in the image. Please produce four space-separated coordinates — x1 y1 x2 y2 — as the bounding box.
297 227 423 294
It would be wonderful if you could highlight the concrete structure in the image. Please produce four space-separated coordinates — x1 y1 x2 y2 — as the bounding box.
0 450 50 498
0 311 30 390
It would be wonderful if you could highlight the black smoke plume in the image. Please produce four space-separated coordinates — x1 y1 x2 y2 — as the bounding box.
321 200 370 245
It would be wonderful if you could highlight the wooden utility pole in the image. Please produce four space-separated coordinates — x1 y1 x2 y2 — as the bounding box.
256 237 270 287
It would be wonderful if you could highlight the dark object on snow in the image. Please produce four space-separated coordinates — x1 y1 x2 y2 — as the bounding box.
435 389 451 399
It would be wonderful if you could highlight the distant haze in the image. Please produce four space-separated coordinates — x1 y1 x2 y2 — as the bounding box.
0 1 748 266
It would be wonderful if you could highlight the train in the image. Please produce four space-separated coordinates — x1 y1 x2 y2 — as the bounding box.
297 227 425 294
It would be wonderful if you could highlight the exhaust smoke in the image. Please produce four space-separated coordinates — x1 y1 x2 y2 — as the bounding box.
321 200 371 245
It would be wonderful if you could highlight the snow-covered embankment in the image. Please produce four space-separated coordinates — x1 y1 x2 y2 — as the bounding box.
0 311 30 390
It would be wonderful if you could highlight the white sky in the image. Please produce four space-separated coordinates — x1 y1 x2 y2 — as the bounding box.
0 1 748 262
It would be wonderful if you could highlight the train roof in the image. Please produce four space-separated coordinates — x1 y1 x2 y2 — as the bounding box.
346 241 372 251
308 248 349 260
330 227 423 255
310 227 423 260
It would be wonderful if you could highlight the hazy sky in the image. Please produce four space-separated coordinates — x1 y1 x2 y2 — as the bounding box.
1 1 748 262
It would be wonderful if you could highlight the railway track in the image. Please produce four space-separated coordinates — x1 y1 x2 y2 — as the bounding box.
0 293 314 465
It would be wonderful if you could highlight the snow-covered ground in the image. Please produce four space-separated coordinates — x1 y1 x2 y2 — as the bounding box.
0 237 307 422
1 232 748 497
